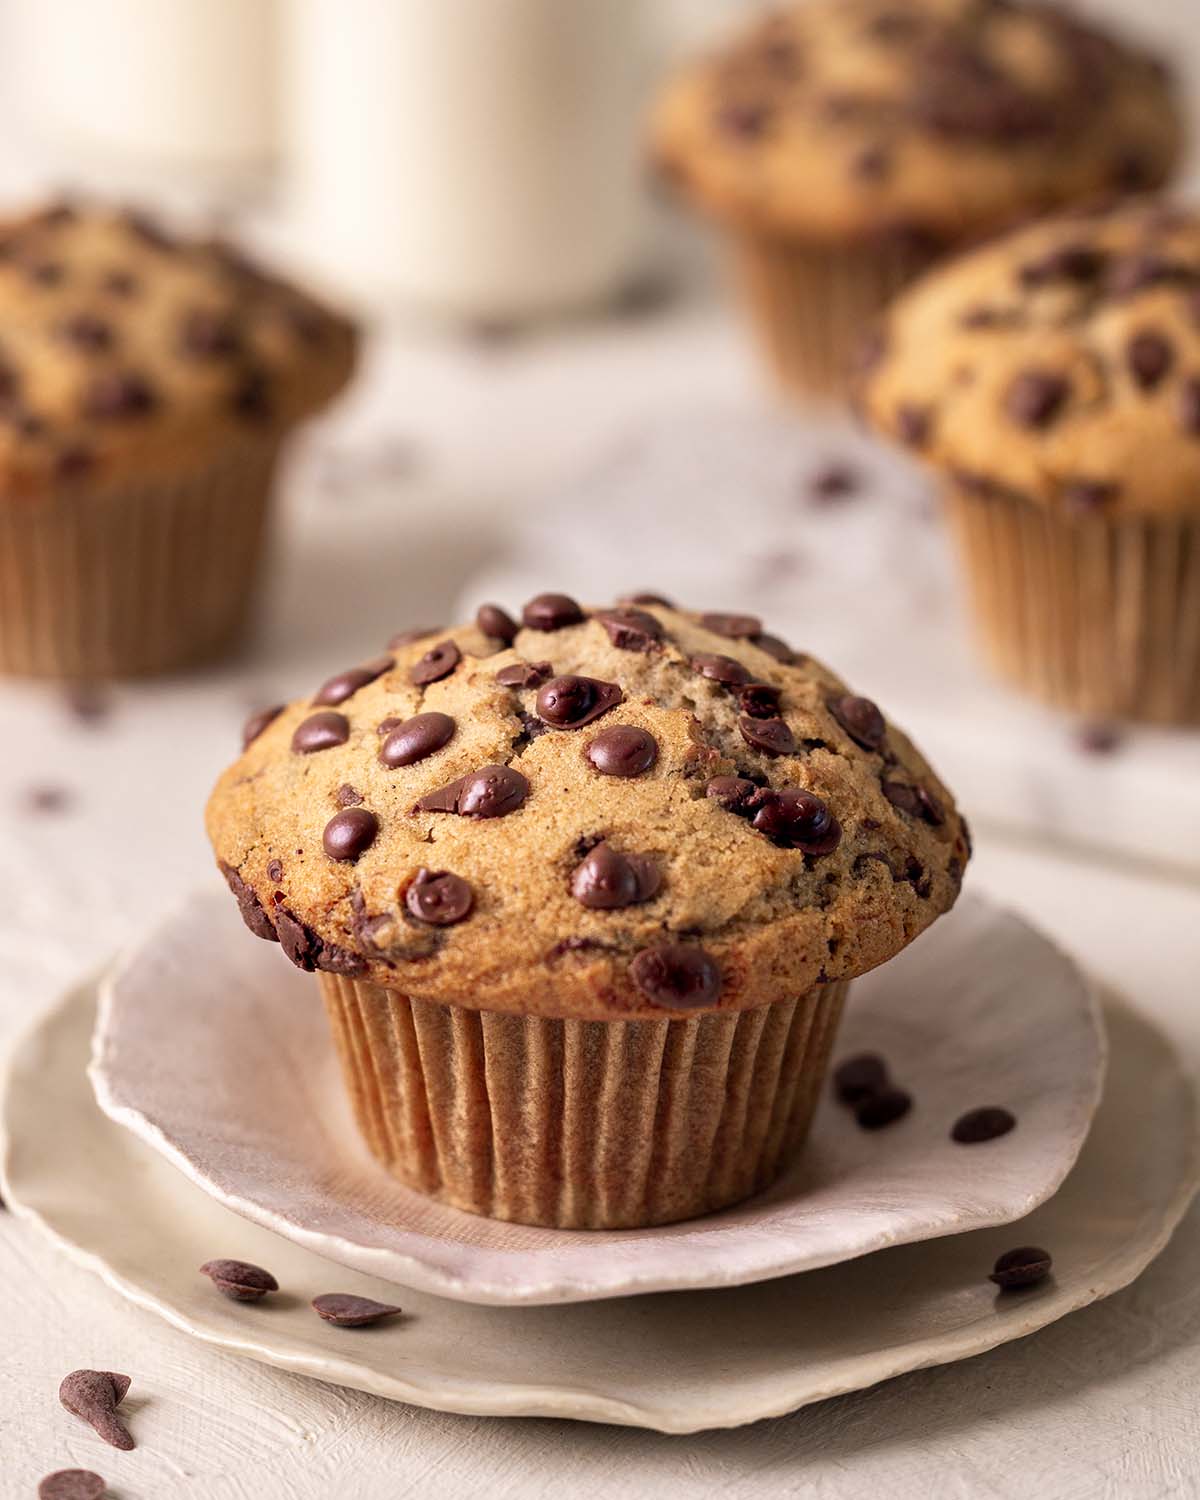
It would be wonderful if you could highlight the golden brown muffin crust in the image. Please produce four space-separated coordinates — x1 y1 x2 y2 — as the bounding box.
207 596 970 1020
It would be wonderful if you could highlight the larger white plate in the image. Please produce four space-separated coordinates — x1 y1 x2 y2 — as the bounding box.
88 889 1104 1306
2 979 1194 1433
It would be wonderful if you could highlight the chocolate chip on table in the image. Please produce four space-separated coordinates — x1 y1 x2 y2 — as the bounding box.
81 370 156 420
38 1471 108 1500
700 611 761 640
829 693 886 750
536 675 623 729
522 592 584 631
59 1371 134 1451
314 656 392 707
692 652 751 687
630 943 721 1010
586 725 658 777
572 843 662 910
220 861 278 943
1126 329 1174 391
312 1293 403 1327
199 1258 279 1301
405 868 474 925
989 1246 1052 1290
834 1053 889 1105
323 807 379 863
595 608 663 652
476 603 519 643
1005 370 1069 428
417 764 530 818
854 1087 912 1130
706 775 759 813
291 710 350 754
895 403 932 448
379 711 456 767
495 660 552 689
882 779 945 825
952 1106 1016 1144
739 715 796 756
409 639 460 686
751 788 841 854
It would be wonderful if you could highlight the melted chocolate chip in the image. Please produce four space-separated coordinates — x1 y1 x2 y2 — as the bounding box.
739 715 796 756
701 611 761 640
242 703 283 748
522 592 584 630
322 807 379 863
200 1258 278 1301
409 638 460 686
274 908 365 976
1127 329 1174 391
495 660 552 689
882 779 945 825
895 403 932 448
855 1087 912 1130
571 843 662 909
596 608 663 652
379 711 455 767
220 862 278 943
706 775 758 813
1005 370 1069 428
291 710 350 754
952 1106 1016 1143
751 788 841 853
405 868 473 925
739 681 783 718
691 652 751 687
315 656 392 706
476 603 519 643
417 764 530 818
834 1053 889 1105
990 1246 1052 1289
312 1293 403 1327
829 693 886 750
81 370 156 420
535 675 623 729
629 944 721 1010
586 725 658 777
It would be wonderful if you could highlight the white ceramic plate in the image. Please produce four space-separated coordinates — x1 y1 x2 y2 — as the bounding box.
2 979 1195 1433
89 890 1104 1306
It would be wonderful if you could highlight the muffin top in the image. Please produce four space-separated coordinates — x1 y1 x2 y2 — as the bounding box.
0 200 356 501
206 594 970 1021
651 0 1180 245
862 199 1200 516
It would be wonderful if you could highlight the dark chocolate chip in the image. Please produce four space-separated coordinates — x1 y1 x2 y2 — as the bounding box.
706 775 758 813
691 652 751 687
1127 329 1174 391
322 808 379 863
1063 479 1120 514
379 711 455 767
199 1258 279 1301
586 725 658 777
409 638 460 686
535 675 623 729
750 788 841 854
855 1087 912 1130
57 313 115 352
571 842 662 909
1178 377 1200 436
882 779 945 825
38 1470 108 1500
220 862 278 943
522 592 585 630
180 306 242 358
952 1106 1016 1143
242 703 283 748
630 943 721 1010
620 591 674 607
829 693 886 750
1005 370 1069 428
314 656 392 707
274 908 365 976
405 868 474 925
701 611 762 640
990 1246 1052 1290
895 403 932 448
59 1371 134 1452
417 764 530 818
495 660 552 689
753 633 796 664
312 1293 403 1327
596 608 663 652
739 681 783 718
291 710 350 754
476 603 519 643
834 1053 889 1105
739 715 796 756
81 370 156 420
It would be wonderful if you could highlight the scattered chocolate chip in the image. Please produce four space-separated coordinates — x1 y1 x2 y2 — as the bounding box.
57 313 114 353
1178 377 1200 436
405 868 474 925
620 591 673 608
572 842 662 910
829 693 886 750
751 787 841 854
199 1258 279 1301
630 943 721 1010
242 703 283 748
855 1087 912 1130
596 608 663 652
291 710 350 754
1063 479 1120 514
81 370 156 420
312 1293 403 1327
1006 370 1069 428
38 1471 107 1500
834 1053 889 1105
881 779 945 825
895 403 932 448
476 603 519 643
692 652 751 687
809 463 861 504
753 633 797 664
220 862 278 943
409 638 460 686
180 306 242 358
379 710 456 767
739 715 795 756
535 675 623 729
495 660 552 689
314 656 392 706
586 725 658 777
1126 329 1174 391
701 611 761 640
990 1246 1052 1290
952 1106 1016 1143
417 764 530 818
522 592 584 630
739 681 783 718
322 808 379 863
59 1371 134 1452
706 775 758 813
1075 720 1123 754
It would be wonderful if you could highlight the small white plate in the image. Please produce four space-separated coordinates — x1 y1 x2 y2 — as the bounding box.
89 890 1104 1306
2 980 1194 1433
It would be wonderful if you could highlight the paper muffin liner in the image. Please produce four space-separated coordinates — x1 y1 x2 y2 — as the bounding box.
0 437 280 679
729 230 938 403
317 973 849 1230
945 481 1200 724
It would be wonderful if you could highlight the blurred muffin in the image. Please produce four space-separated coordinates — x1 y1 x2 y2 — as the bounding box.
0 201 356 678
863 199 1200 724
207 593 969 1229
652 0 1181 401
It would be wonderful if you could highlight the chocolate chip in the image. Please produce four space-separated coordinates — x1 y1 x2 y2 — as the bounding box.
586 725 658 777
829 693 886 750
630 944 721 1010
754 633 796 664
895 403 932 448
59 1371 134 1452
180 306 242 358
751 788 841 853
322 808 378 863
739 715 795 756
952 1106 1016 1143
199 1258 279 1301
55 443 95 481
379 710 455 767
409 638 460 686
476 603 519 643
522 592 584 630
572 842 662 909
596 608 663 652
495 660 552 689
706 775 758 813
57 313 114 352
81 370 156 420
809 463 861 503
220 862 278 943
855 1087 912 1130
417 764 530 817
715 102 770 140
274 908 365 976
691 652 751 687
739 681 783 718
535 675 623 729
38 1470 108 1500
315 656 392 706
701 611 761 639
312 1293 403 1327
882 779 945 825
989 1246 1052 1290
620 591 673 607
852 144 892 181
1063 479 1120 514
1178 377 1200 436
834 1053 889 1105
1006 370 1069 428
405 868 474 925
1018 243 1106 287
240 704 283 748
291 710 350 754
231 367 273 422
1127 329 1174 391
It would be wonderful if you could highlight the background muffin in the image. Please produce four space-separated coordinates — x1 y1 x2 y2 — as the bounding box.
0 201 356 679
207 593 970 1229
863 198 1200 725
652 0 1182 401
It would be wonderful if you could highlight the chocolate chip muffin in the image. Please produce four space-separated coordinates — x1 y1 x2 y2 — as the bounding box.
207 593 970 1229
0 200 356 678
862 198 1200 723
652 0 1181 401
